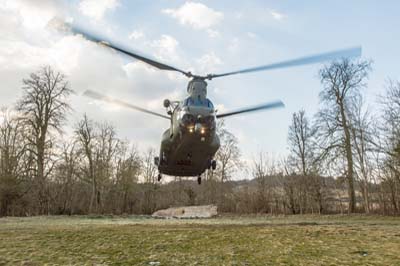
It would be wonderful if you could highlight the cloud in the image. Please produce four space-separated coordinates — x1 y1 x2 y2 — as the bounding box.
1 0 63 30
78 0 119 20
234 12 243 20
247 32 257 39
0 1 185 153
162 2 223 30
151 35 179 57
196 52 222 73
268 9 287 21
150 34 180 64
128 30 144 40
206 29 220 38
228 37 240 53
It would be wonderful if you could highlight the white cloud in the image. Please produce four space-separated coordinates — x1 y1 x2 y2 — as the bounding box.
151 35 178 54
234 12 243 20
228 37 240 53
0 1 184 153
196 52 222 73
1 0 62 30
247 32 257 39
128 30 144 40
78 0 119 20
150 34 180 63
162 2 223 30
206 29 220 38
268 9 287 21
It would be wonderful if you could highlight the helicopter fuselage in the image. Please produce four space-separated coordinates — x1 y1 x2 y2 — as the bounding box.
157 79 220 176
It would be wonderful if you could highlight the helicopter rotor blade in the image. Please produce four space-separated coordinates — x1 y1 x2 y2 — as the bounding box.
216 100 285 119
208 47 361 79
69 25 191 77
83 90 170 120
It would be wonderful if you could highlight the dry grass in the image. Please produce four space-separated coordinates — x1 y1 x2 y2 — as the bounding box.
0 215 399 265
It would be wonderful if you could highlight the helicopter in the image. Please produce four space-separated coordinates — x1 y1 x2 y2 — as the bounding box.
68 25 361 185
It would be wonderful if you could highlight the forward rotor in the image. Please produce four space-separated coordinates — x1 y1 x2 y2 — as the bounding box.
62 22 362 81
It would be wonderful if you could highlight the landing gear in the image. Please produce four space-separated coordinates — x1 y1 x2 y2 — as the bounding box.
155 152 168 167
161 152 167 165
211 160 217 170
208 159 217 170
197 175 202 185
157 173 162 182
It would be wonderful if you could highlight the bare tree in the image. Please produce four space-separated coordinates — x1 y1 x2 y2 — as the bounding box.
287 110 317 175
287 110 327 214
53 142 79 215
142 148 158 184
349 96 375 213
379 80 400 213
94 122 120 212
316 59 371 213
75 114 97 213
75 115 122 213
17 66 72 214
0 110 28 216
381 81 400 175
141 148 158 214
115 143 141 213
214 120 241 182
252 153 280 213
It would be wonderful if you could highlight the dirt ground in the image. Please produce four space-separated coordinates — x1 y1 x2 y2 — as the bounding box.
0 214 399 265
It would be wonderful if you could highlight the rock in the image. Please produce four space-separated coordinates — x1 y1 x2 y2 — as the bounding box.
152 205 217 219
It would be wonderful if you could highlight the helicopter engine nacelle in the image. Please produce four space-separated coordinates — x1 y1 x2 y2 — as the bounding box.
187 79 207 100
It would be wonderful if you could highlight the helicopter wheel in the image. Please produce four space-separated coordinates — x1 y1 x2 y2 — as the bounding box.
197 175 202 185
157 173 162 182
154 156 160 166
211 160 217 170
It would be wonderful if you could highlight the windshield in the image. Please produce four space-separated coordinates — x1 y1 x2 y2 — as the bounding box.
183 97 214 108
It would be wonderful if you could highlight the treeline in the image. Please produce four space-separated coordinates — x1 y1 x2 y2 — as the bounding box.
0 60 400 216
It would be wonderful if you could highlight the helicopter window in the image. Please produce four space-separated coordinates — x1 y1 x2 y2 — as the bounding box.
183 97 214 108
181 113 195 125
183 98 192 106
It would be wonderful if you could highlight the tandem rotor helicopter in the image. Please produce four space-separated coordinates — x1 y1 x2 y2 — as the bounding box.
65 23 361 185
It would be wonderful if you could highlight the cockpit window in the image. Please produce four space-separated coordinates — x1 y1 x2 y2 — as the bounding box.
183 97 214 108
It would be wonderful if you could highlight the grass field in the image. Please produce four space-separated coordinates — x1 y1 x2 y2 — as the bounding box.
0 215 399 265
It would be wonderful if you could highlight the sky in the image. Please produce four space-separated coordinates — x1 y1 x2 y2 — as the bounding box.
1 0 400 177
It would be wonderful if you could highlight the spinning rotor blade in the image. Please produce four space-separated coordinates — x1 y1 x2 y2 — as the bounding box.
70 25 191 77
83 90 170 120
208 47 361 79
216 100 285 119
